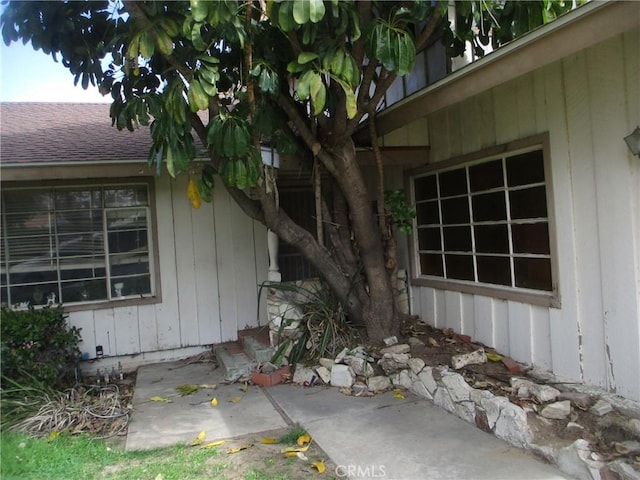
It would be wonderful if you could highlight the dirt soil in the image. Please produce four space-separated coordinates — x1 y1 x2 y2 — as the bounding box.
399 316 640 469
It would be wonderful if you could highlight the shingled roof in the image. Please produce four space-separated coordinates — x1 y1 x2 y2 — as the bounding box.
0 102 155 165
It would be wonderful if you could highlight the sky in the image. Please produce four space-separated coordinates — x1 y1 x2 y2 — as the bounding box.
1 39 110 103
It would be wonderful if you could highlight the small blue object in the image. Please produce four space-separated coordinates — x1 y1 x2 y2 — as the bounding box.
82 352 90 360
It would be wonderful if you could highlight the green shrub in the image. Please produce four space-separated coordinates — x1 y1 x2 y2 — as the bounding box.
1 305 81 389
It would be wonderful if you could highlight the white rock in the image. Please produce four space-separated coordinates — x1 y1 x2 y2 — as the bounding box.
352 381 368 396
629 418 640 436
410 379 433 400
318 358 334 369
590 399 613 416
455 401 477 424
494 402 532 448
511 378 560 403
481 395 511 430
292 365 316 384
408 357 425 375
554 439 603 480
451 348 487 369
383 336 398 346
315 366 332 384
441 372 472 403
408 337 425 347
378 353 411 374
380 344 411 355
334 347 349 364
470 388 494 406
418 367 438 395
391 369 414 390
348 357 375 377
434 387 456 413
610 461 640 480
540 400 571 420
367 376 391 392
330 364 355 388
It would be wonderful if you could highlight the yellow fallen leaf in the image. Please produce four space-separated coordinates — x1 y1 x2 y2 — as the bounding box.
226 443 252 454
312 460 326 473
296 433 311 446
190 430 207 446
284 451 299 457
486 352 503 362
200 440 226 449
150 396 173 403
48 431 60 440
393 389 405 399
211 397 218 407
281 443 311 454
260 437 279 444
228 396 243 403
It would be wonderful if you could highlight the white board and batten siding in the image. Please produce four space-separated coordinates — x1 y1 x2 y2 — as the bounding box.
404 29 640 401
70 174 268 369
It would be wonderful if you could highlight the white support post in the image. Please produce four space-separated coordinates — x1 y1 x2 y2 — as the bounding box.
267 229 281 282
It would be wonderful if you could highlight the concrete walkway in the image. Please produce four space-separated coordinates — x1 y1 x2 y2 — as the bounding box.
127 361 573 479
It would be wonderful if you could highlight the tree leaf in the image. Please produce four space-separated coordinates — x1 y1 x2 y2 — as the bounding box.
297 51 318 64
261 437 279 444
190 430 206 446
296 433 311 446
312 461 326 473
308 0 326 23
292 0 310 24
226 444 253 454
190 0 209 23
201 440 226 449
211 397 218 407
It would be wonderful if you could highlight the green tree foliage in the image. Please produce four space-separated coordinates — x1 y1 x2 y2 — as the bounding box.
0 1 578 343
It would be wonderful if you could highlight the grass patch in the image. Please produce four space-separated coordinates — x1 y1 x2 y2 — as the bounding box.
0 431 226 480
277 425 308 445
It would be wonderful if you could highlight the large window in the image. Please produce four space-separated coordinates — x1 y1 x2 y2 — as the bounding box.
1 182 156 308
409 137 558 305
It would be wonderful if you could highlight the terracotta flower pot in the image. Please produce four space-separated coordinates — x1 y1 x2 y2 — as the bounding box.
251 365 291 387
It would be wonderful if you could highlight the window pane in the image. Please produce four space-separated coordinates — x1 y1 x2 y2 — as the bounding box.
443 226 472 252
441 197 469 224
60 263 106 281
8 262 57 285
472 192 507 222
110 254 150 277
469 160 503 192
108 230 148 254
5 212 54 237
104 186 148 207
477 256 511 286
506 150 544 186
512 223 550 254
417 227 441 251
514 257 552 291
110 275 151 297
475 224 509 253
509 186 547 219
420 253 444 277
61 279 107 303
445 254 474 281
414 175 438 201
6 235 53 261
439 169 467 197
58 233 104 257
3 190 53 213
55 189 101 210
10 283 59 306
56 210 102 234
416 201 440 225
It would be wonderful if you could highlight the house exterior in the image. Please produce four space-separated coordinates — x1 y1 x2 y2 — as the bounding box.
1 1 638 403
376 1 640 402
0 103 269 369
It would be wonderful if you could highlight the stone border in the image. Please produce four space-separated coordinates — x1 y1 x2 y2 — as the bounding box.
292 345 640 480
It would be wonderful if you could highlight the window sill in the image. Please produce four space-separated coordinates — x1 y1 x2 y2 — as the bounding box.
62 295 161 313
410 276 560 309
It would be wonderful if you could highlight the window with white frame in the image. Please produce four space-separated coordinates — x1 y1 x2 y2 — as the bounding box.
409 139 557 302
0 182 156 308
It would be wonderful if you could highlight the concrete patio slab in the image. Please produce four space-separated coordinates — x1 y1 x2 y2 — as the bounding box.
266 385 572 480
127 362 574 479
125 361 287 451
